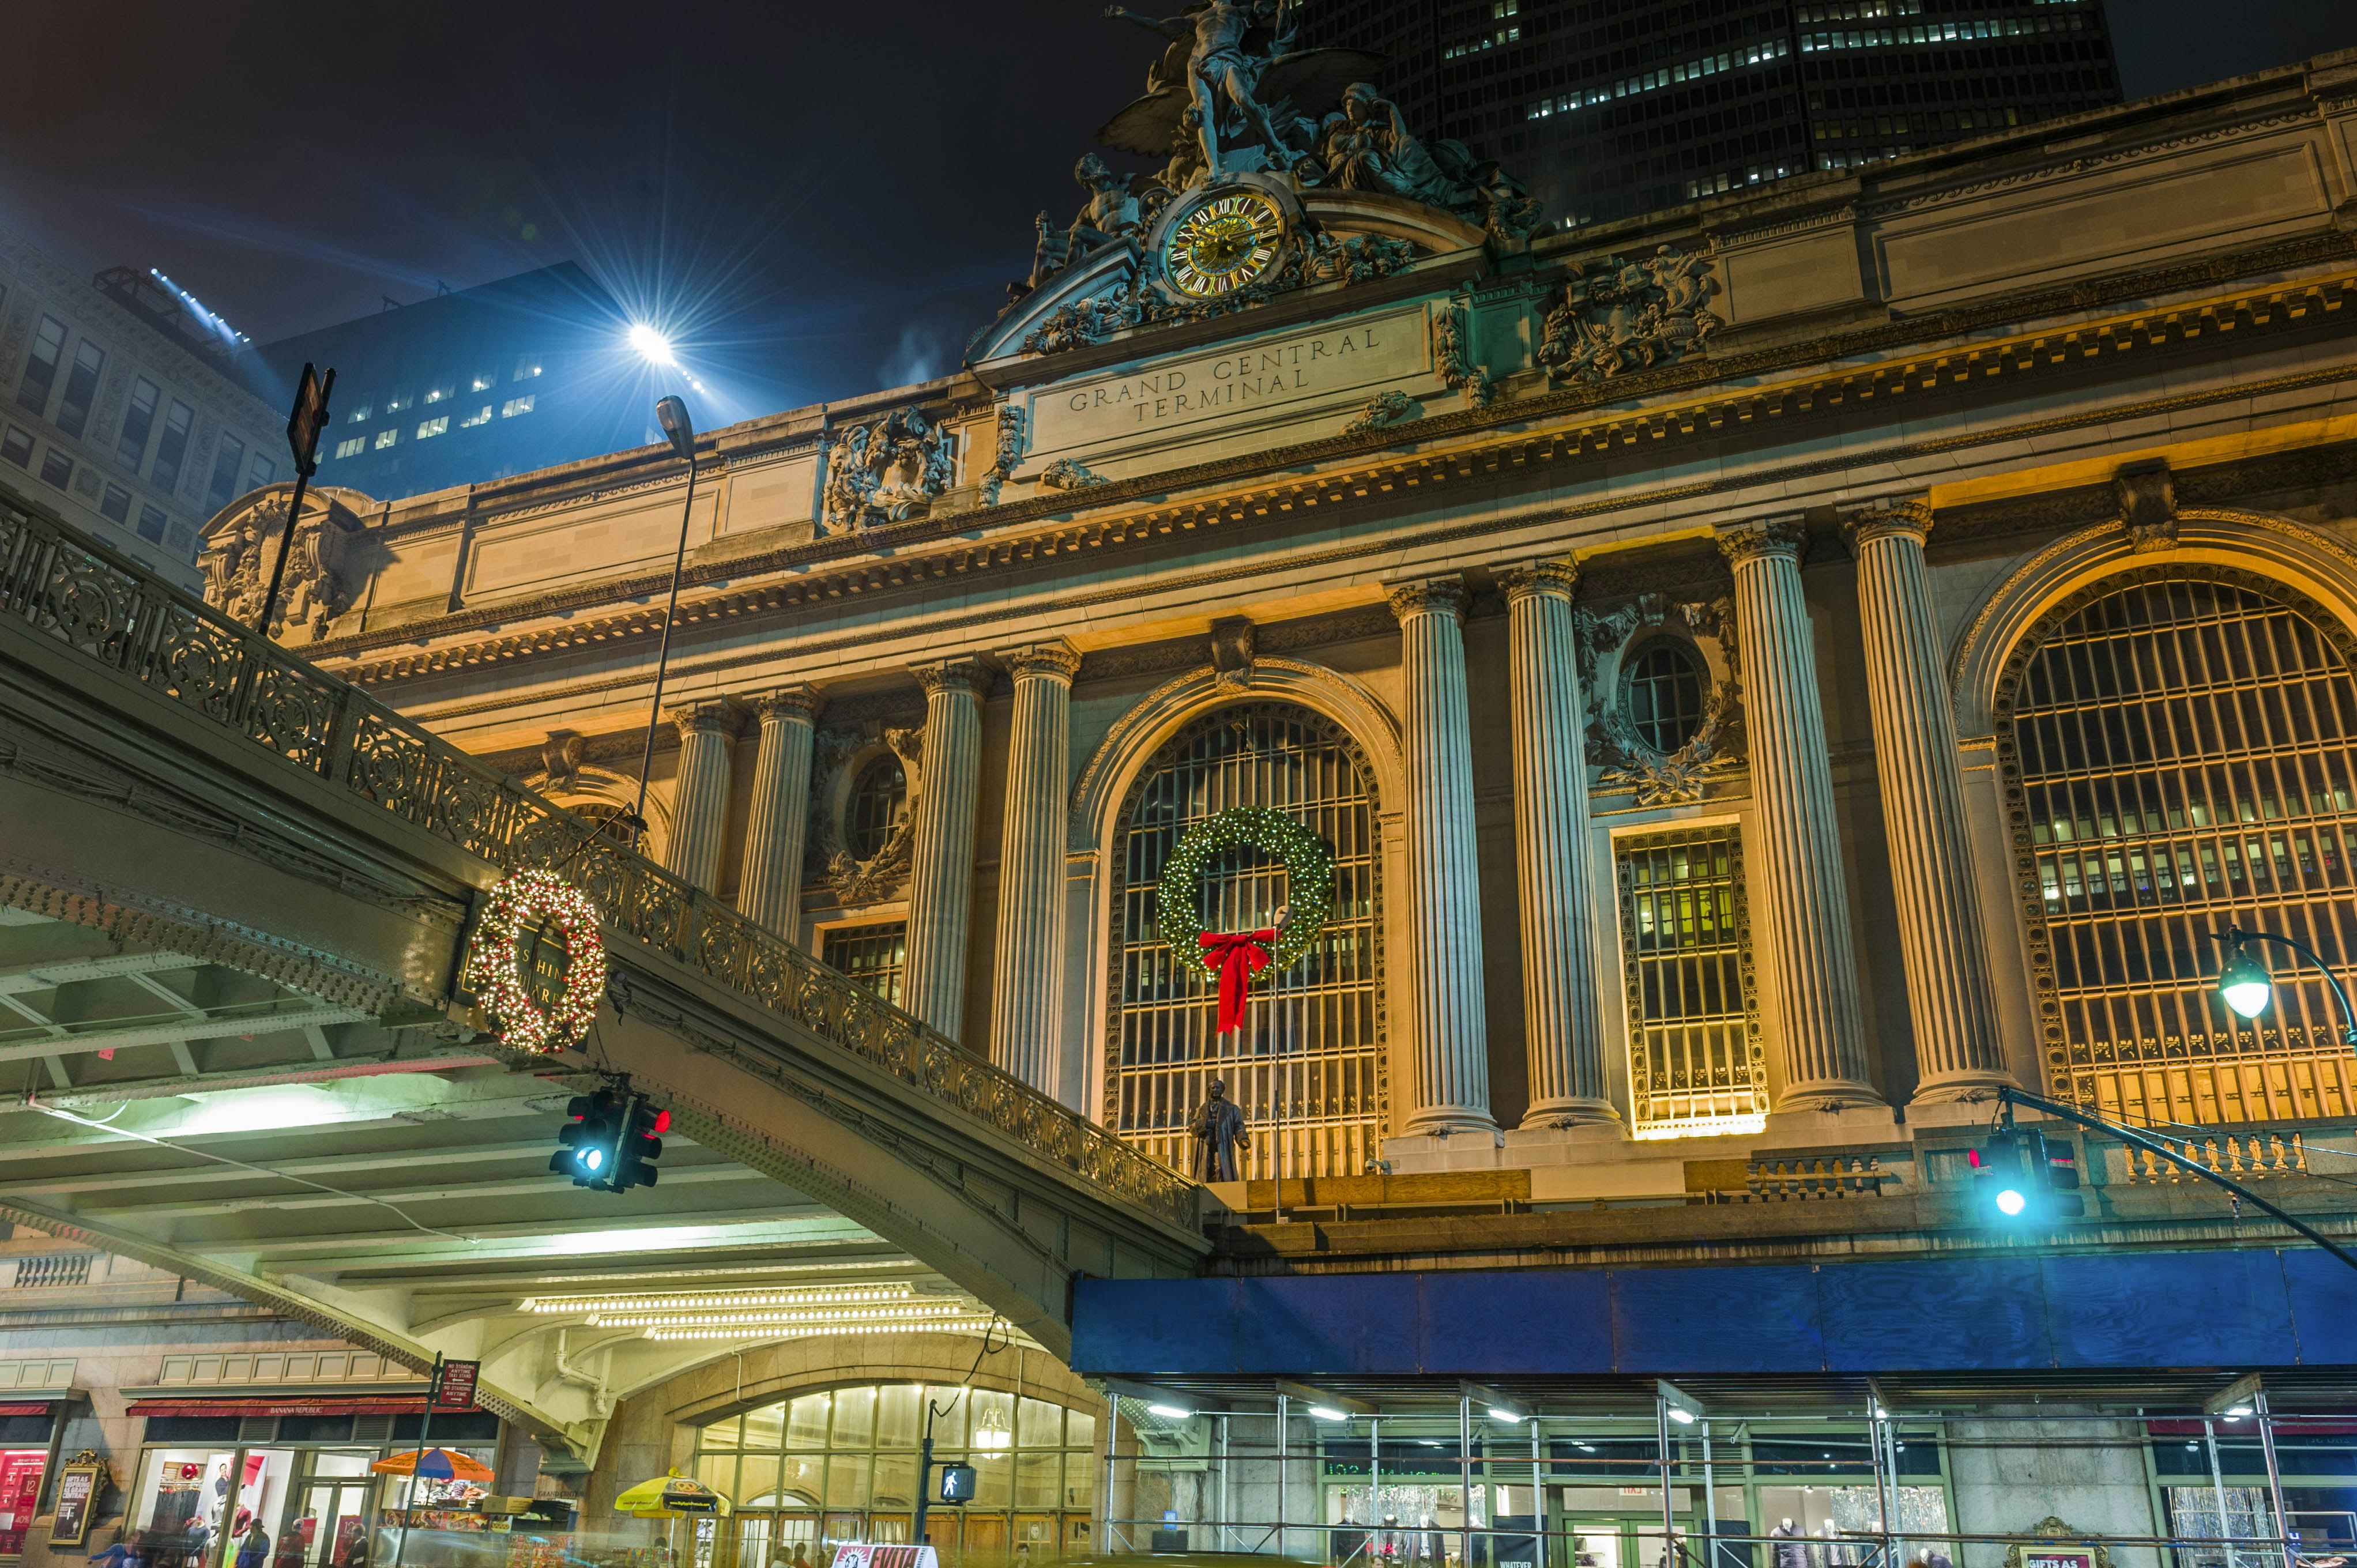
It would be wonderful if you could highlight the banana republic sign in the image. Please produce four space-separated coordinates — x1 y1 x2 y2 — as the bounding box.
1025 304 1433 462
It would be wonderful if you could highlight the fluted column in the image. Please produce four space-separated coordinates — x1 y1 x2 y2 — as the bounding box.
1846 499 2015 1099
901 655 989 1041
738 686 823 944
990 640 1082 1094
1385 576 1496 1134
1716 519 1882 1107
1498 561 1620 1128
664 700 737 894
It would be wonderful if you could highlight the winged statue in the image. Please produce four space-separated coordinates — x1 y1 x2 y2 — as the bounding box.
1097 0 1380 182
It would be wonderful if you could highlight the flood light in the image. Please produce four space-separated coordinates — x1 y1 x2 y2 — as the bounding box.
1309 1406 1347 1422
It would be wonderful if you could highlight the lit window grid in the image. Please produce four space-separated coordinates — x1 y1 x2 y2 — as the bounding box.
1111 707 1384 1181
1616 827 1767 1139
1798 10 2092 54
2001 572 2357 1126
823 923 908 1008
692 1384 1097 1521
1524 39 1788 122
849 759 909 858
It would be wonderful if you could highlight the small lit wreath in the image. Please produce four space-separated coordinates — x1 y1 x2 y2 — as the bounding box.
1157 806 1334 973
462 870 607 1054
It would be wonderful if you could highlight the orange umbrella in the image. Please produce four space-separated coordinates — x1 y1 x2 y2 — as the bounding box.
368 1449 496 1483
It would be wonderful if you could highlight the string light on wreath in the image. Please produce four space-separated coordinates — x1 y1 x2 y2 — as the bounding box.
1158 806 1335 1031
462 869 607 1054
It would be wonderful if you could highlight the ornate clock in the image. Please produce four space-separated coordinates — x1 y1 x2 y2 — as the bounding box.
1164 189 1286 298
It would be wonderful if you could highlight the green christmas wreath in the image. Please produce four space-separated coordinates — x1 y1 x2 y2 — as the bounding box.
1157 806 1335 973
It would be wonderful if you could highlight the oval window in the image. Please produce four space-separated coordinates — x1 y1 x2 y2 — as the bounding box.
847 756 908 858
1625 642 1708 755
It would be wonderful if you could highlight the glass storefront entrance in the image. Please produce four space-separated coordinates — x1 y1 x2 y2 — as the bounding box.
690 1384 1098 1568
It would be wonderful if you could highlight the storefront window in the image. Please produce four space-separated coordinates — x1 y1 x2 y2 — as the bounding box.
693 1384 1097 1565
129 1430 498 1568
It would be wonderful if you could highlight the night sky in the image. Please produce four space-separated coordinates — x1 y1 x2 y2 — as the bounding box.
2 0 2351 423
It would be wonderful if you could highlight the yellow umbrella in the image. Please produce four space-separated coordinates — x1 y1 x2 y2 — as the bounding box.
615 1471 731 1518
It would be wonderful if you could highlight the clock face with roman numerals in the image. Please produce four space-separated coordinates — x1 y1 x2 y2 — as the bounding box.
1164 190 1286 298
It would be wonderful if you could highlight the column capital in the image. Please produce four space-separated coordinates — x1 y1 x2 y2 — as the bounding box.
1494 559 1580 604
910 655 992 698
668 699 739 738
1715 516 1810 568
1839 496 1934 555
997 639 1083 684
1384 575 1470 624
750 685 824 725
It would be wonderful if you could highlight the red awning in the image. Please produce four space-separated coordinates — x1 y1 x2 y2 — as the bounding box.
128 1397 426 1418
0 1403 54 1417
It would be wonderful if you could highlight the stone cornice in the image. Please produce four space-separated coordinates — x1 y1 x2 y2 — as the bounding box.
381 351 2357 733
312 233 2357 676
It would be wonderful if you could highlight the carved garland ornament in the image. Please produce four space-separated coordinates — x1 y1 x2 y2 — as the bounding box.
461 870 607 1054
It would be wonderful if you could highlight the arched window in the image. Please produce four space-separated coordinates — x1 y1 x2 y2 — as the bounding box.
690 1384 1096 1564
1109 703 1384 1179
1997 569 2357 1124
848 756 908 858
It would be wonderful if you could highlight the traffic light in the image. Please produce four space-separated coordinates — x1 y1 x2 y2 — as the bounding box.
1968 1130 2084 1224
1967 1139 2028 1220
612 1096 668 1191
553 1091 622 1188
2025 1128 2085 1218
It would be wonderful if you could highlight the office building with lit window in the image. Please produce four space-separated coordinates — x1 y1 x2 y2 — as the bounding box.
1298 0 2122 227
0 226 284 589
246 262 646 504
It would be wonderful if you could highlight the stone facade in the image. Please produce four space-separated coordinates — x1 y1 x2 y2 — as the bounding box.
243 47 2357 1193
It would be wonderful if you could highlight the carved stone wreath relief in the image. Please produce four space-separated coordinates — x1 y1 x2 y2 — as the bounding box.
805 720 924 904
1576 593 1745 805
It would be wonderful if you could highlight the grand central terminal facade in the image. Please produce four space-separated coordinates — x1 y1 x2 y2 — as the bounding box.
158 32 2357 1568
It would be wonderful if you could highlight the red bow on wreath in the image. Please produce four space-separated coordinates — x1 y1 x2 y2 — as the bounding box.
1199 929 1277 1035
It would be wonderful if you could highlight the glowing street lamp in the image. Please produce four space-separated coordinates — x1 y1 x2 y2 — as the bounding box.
2208 925 2357 1044
627 322 675 365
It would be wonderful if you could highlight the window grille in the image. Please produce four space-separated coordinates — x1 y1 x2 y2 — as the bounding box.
1997 570 2357 1124
823 923 908 1008
1616 824 1767 1137
1109 703 1384 1179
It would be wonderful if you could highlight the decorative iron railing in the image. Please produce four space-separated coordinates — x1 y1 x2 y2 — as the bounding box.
0 494 1199 1229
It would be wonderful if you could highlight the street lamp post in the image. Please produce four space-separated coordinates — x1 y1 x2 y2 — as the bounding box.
622 394 699 849
2209 924 2357 1046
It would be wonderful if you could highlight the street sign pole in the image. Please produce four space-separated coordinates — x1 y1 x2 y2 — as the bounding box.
256 362 335 637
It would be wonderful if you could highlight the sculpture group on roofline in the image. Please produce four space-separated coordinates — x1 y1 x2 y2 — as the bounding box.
1013 0 1543 308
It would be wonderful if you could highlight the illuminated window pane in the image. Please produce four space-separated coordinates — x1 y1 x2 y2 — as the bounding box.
786 1394 831 1449
1616 825 1766 1137
821 924 905 1007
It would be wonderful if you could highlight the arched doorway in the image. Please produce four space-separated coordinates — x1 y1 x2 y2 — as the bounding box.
1995 567 2357 1124
1106 702 1385 1179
